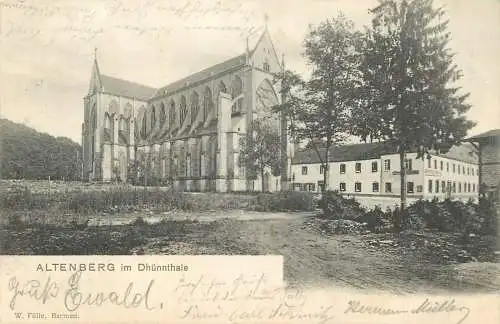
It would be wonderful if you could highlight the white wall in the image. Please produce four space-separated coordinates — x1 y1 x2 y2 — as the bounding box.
291 151 479 203
423 155 479 201
330 159 381 194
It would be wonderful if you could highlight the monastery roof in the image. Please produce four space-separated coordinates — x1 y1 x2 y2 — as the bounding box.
153 53 249 98
292 142 399 164
292 141 478 165
100 75 157 101
468 129 500 140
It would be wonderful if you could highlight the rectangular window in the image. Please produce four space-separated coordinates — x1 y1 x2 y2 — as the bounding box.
458 182 462 193
427 158 431 168
372 182 379 192
355 162 361 173
440 161 443 171
355 182 362 192
417 185 423 193
458 165 460 174
434 160 437 169
467 167 469 175
473 183 476 192
472 168 474 176
441 181 446 193
407 182 414 193
447 181 452 193
462 166 465 174
428 180 433 193
453 182 456 193
340 163 346 174
385 182 392 193
302 166 307 175
384 159 391 171
340 182 346 192
320 165 326 174
405 159 412 171
435 180 439 193
468 183 471 192
446 162 449 172
453 164 456 173
372 161 378 172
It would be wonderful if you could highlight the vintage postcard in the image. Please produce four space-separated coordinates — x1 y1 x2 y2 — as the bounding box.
0 0 498 323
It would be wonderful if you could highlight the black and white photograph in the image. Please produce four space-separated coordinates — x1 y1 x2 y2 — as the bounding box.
1 0 499 297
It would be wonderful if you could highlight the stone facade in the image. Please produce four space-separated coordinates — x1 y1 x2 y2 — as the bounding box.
468 129 500 196
82 29 293 192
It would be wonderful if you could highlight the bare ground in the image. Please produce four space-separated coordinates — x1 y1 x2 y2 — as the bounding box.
133 216 500 294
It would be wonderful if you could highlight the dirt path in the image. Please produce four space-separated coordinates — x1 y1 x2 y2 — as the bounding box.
140 217 499 294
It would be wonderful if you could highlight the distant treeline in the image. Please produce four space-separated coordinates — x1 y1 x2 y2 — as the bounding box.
0 118 82 180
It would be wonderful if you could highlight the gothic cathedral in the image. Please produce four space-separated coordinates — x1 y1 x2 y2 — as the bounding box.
81 28 294 192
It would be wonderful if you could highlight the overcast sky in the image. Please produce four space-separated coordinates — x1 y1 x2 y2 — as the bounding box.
1 0 499 143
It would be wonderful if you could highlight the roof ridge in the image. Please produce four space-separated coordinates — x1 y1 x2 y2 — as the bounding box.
154 53 247 97
100 74 157 91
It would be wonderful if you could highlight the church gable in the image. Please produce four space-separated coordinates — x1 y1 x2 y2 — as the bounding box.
250 29 282 74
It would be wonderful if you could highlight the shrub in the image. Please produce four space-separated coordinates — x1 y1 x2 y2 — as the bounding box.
359 206 392 233
476 197 499 235
401 207 427 231
400 197 496 235
320 191 365 220
254 192 315 212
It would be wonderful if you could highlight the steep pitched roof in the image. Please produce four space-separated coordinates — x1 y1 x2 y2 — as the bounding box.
100 75 157 101
292 141 478 165
292 142 399 164
468 129 500 140
153 53 248 98
152 28 276 98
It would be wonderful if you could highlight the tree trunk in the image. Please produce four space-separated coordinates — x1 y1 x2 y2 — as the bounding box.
260 165 265 193
323 141 331 198
398 150 407 231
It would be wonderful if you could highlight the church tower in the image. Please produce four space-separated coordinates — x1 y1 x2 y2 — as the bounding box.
82 49 103 181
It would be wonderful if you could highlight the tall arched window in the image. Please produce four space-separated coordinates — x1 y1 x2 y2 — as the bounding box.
159 103 166 126
179 96 187 125
151 105 156 129
90 104 97 168
231 76 243 113
199 143 203 176
104 113 110 129
169 100 176 129
203 87 213 121
141 114 147 139
216 81 227 117
263 62 270 72
190 91 199 124
124 103 133 119
186 153 191 177
109 100 119 115
118 116 125 131
218 81 227 96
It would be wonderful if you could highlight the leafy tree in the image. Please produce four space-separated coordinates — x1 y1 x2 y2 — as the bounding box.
239 119 281 192
0 118 82 180
277 14 362 195
353 0 475 223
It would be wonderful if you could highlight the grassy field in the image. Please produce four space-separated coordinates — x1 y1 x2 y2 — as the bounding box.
0 180 498 293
